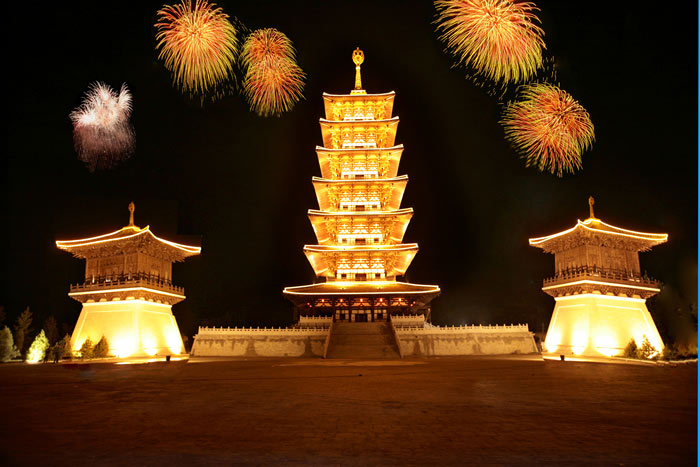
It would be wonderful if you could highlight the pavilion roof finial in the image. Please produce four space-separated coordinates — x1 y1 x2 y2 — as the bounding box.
588 196 596 219
127 201 135 227
351 47 366 95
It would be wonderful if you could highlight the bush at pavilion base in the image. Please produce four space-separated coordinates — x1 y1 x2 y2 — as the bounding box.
93 336 110 358
0 326 20 362
26 330 50 363
79 338 94 359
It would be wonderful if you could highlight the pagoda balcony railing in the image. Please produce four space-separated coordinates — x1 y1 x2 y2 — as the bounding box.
543 266 658 288
69 273 184 295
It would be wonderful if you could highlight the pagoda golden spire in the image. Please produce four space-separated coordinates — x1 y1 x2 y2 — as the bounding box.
588 196 595 219
351 47 366 95
127 201 136 228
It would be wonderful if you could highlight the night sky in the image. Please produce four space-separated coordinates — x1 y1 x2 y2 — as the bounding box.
5 1 697 342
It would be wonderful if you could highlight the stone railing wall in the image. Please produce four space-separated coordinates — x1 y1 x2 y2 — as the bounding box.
392 322 537 356
391 314 426 328
191 326 330 357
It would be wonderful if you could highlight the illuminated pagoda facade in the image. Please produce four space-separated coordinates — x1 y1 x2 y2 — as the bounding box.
56 203 200 357
283 48 440 322
529 197 667 357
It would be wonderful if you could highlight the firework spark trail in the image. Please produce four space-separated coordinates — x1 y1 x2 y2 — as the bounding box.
70 82 135 172
241 28 306 117
434 0 546 84
501 83 595 177
155 0 238 96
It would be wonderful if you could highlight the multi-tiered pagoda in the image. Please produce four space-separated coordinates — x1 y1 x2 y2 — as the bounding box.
283 48 440 323
56 203 200 358
529 197 667 357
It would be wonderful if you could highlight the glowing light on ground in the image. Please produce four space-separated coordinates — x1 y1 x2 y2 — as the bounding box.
501 83 595 177
155 0 238 97
434 0 546 84
241 28 306 117
70 82 134 171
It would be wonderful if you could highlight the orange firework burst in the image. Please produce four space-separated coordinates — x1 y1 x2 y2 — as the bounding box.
501 83 595 177
434 0 546 84
155 0 238 96
241 28 305 117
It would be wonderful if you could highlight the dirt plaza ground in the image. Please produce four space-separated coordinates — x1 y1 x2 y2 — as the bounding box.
0 355 695 465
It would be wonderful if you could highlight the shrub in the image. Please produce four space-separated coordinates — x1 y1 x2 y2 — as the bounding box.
622 338 638 358
638 335 659 359
26 330 50 363
93 336 110 358
0 326 20 362
59 334 72 359
79 338 94 359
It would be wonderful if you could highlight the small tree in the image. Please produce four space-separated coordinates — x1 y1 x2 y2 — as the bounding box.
638 335 658 359
0 326 20 362
60 334 72 359
79 338 94 359
26 330 50 363
93 336 110 358
13 307 33 359
43 316 59 346
622 338 638 358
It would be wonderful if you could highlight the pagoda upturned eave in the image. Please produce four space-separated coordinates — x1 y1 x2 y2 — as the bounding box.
322 91 395 121
312 175 408 212
303 243 419 278
315 145 404 180
319 117 399 149
56 226 201 261
308 209 413 245
529 218 668 253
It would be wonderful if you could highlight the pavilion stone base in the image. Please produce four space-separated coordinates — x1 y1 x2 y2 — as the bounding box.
543 294 664 357
391 316 538 356
71 300 184 358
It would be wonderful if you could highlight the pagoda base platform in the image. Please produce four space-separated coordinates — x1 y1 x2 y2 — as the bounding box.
70 299 184 358
543 293 664 357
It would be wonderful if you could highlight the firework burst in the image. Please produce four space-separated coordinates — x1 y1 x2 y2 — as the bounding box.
434 0 546 84
155 0 238 96
501 83 595 177
241 28 305 117
70 82 135 172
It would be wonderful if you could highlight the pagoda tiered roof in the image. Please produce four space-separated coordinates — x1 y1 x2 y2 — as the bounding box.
322 91 395 121
56 225 201 262
303 243 419 279
308 209 413 245
315 145 404 179
319 117 399 149
312 175 408 212
529 217 668 253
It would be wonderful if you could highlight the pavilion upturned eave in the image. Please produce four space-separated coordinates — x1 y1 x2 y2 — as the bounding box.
56 226 201 261
529 218 668 253
322 91 395 121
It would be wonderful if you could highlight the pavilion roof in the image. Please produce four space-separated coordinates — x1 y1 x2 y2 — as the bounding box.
529 218 668 253
56 225 201 261
283 280 440 296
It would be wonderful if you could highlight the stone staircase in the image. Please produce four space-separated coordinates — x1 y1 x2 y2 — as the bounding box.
326 322 401 359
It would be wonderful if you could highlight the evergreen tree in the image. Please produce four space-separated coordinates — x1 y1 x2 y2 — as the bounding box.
57 334 72 361
26 330 50 363
93 336 110 358
79 338 94 359
43 316 59 346
638 335 659 359
0 326 19 362
13 307 33 359
622 338 638 358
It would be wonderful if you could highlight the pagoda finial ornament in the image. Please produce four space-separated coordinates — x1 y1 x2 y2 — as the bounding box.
127 201 135 227
351 47 366 95
588 196 595 219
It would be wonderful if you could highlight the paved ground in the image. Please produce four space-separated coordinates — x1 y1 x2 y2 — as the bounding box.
0 356 695 465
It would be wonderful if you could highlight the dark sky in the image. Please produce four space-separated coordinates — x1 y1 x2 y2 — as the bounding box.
4 1 697 340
